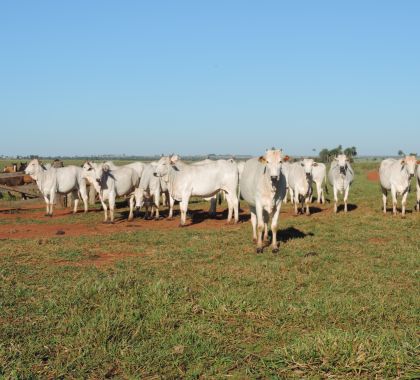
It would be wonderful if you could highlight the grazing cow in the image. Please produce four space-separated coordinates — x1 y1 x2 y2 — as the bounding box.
288 159 317 215
240 149 287 253
416 163 420 212
136 162 169 220
379 156 417 216
82 162 140 223
154 155 239 226
25 159 88 216
328 154 354 213
310 162 327 204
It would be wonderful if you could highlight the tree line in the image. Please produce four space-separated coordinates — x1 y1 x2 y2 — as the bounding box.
318 145 357 163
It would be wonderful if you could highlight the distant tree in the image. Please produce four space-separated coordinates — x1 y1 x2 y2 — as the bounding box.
398 150 405 156
344 146 357 160
319 148 330 163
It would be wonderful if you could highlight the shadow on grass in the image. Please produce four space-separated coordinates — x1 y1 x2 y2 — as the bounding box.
337 203 358 213
278 226 314 243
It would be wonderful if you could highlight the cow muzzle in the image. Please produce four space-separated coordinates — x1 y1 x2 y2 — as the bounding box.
271 175 279 182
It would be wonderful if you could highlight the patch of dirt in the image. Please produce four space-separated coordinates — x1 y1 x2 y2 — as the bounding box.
367 170 380 182
0 202 330 240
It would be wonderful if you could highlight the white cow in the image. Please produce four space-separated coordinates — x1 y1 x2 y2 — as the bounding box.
25 159 88 216
310 162 327 204
136 162 169 220
379 156 417 216
416 164 420 212
288 159 317 215
82 162 140 223
104 160 145 179
154 155 239 226
328 154 354 213
240 149 287 253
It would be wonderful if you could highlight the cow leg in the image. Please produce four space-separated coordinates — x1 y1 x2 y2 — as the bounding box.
317 183 322 204
344 186 350 213
293 190 299 215
232 194 239 224
250 207 257 242
44 195 50 216
101 199 108 222
49 192 55 216
225 194 233 223
271 203 282 253
401 190 408 217
289 188 294 204
71 190 79 213
283 187 288 204
381 187 387 214
333 186 338 213
128 195 135 221
255 202 264 253
168 195 175 219
391 186 398 215
179 195 190 226
79 187 88 213
109 194 116 223
154 189 160 220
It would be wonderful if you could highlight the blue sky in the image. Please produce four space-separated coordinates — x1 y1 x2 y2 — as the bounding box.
1 1 419 157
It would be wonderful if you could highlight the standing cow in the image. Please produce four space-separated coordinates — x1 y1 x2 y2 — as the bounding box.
328 154 354 213
240 149 287 253
154 155 239 226
25 159 88 216
288 158 317 215
379 156 417 216
82 162 140 223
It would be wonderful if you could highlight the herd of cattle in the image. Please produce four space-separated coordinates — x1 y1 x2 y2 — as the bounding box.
15 151 420 252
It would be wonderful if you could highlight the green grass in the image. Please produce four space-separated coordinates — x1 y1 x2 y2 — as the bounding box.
0 163 419 379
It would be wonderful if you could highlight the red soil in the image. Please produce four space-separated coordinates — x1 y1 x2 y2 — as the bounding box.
367 170 380 182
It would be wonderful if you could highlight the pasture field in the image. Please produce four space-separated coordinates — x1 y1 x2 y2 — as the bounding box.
0 161 419 379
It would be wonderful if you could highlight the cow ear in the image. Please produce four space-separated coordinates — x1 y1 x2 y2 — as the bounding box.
417 160 420 165
283 155 290 162
259 156 267 164
400 160 405 165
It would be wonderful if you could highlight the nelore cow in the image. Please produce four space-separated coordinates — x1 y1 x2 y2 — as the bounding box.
154 155 239 226
328 154 354 213
379 156 417 216
288 158 317 215
82 161 140 223
25 159 88 216
239 149 287 253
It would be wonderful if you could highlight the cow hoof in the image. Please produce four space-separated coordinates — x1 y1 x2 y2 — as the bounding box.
256 248 263 254
272 248 279 254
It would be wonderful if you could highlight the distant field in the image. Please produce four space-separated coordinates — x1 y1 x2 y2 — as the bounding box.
0 162 419 378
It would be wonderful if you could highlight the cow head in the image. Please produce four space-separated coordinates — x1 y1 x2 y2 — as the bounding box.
25 159 43 178
334 154 349 175
259 149 284 181
82 161 101 189
154 154 180 181
401 155 416 177
300 158 317 180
